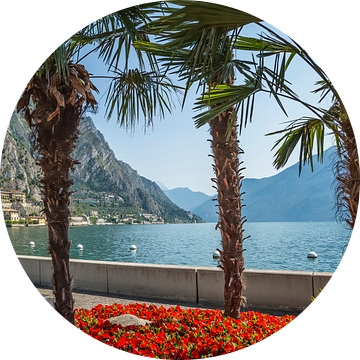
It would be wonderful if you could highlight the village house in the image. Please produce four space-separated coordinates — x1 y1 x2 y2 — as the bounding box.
26 215 46 225
1 189 26 205
3 208 20 222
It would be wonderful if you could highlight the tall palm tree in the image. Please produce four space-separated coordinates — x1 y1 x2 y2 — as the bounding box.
158 3 358 231
135 0 358 317
134 0 262 318
17 56 98 324
16 3 177 324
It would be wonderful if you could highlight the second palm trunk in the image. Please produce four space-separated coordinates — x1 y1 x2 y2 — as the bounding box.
210 107 247 319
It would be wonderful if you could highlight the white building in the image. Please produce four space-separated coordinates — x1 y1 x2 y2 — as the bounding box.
3 208 19 222
69 216 87 226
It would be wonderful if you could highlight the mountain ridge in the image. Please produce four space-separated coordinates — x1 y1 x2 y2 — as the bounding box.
163 187 213 212
1 113 203 224
191 147 336 222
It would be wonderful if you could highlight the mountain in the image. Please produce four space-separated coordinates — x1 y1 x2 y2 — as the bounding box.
1 113 204 223
73 117 174 215
163 187 213 212
192 148 337 222
0 113 42 200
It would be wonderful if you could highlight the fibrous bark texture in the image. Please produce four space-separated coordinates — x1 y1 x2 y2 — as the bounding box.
210 107 247 319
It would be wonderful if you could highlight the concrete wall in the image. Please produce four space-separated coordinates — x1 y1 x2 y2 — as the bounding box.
17 255 333 312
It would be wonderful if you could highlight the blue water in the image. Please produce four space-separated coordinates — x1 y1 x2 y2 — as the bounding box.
7 222 352 272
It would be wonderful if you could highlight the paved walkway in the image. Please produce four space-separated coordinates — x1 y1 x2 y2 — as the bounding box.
37 286 301 317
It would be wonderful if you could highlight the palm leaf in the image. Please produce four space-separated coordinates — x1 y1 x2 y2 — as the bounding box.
38 43 70 81
162 1 262 34
266 115 339 174
234 35 295 56
104 68 182 130
70 4 167 73
143 1 262 103
193 84 259 128
312 80 335 103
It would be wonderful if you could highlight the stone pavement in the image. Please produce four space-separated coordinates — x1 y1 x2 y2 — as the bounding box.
37 286 301 317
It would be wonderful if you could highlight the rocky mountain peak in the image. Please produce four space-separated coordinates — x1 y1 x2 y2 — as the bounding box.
1 112 203 224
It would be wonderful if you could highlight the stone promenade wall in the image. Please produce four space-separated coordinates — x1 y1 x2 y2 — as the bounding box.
17 255 332 311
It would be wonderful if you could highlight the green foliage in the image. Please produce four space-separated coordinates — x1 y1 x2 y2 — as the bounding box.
154 197 204 224
104 68 181 130
5 220 26 224
266 108 341 175
70 189 204 224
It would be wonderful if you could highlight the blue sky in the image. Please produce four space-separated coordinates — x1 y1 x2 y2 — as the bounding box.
77 21 336 196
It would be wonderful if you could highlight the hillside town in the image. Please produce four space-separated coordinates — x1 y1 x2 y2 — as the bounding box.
0 188 165 226
1 188 45 226
1 188 166 226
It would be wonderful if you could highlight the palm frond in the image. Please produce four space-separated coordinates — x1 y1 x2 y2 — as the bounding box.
266 115 339 174
312 80 335 103
38 43 70 81
193 84 260 128
235 35 298 94
69 4 168 72
142 1 261 102
104 68 182 130
234 35 295 56
162 1 262 36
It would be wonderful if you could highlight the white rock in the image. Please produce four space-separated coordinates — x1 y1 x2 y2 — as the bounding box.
107 314 151 327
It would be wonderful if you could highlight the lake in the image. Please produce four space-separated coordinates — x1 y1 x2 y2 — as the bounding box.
7 222 352 272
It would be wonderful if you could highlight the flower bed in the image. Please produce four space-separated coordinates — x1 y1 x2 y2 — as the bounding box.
75 303 295 358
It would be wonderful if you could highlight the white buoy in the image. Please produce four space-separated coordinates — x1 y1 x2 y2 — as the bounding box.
29 241 35 246
213 250 220 259
130 245 137 251
307 250 317 259
77 244 83 250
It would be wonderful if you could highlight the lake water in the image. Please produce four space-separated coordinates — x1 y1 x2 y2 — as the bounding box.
7 222 352 272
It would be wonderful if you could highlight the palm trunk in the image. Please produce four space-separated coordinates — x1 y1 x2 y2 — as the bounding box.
210 106 247 319
37 104 81 324
334 114 359 229
205 38 248 317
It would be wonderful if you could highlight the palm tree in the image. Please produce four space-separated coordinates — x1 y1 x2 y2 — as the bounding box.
17 56 98 324
134 0 358 317
134 0 262 318
171 4 360 239
16 3 178 324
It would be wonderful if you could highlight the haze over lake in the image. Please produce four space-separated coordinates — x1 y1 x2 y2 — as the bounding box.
9 221 351 272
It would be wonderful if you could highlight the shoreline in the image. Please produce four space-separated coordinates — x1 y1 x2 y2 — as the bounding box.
6 223 47 227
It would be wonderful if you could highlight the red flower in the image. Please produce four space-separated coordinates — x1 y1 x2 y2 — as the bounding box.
74 303 295 358
192 350 200 358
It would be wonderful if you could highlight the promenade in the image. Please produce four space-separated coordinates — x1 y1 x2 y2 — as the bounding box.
36 286 301 317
